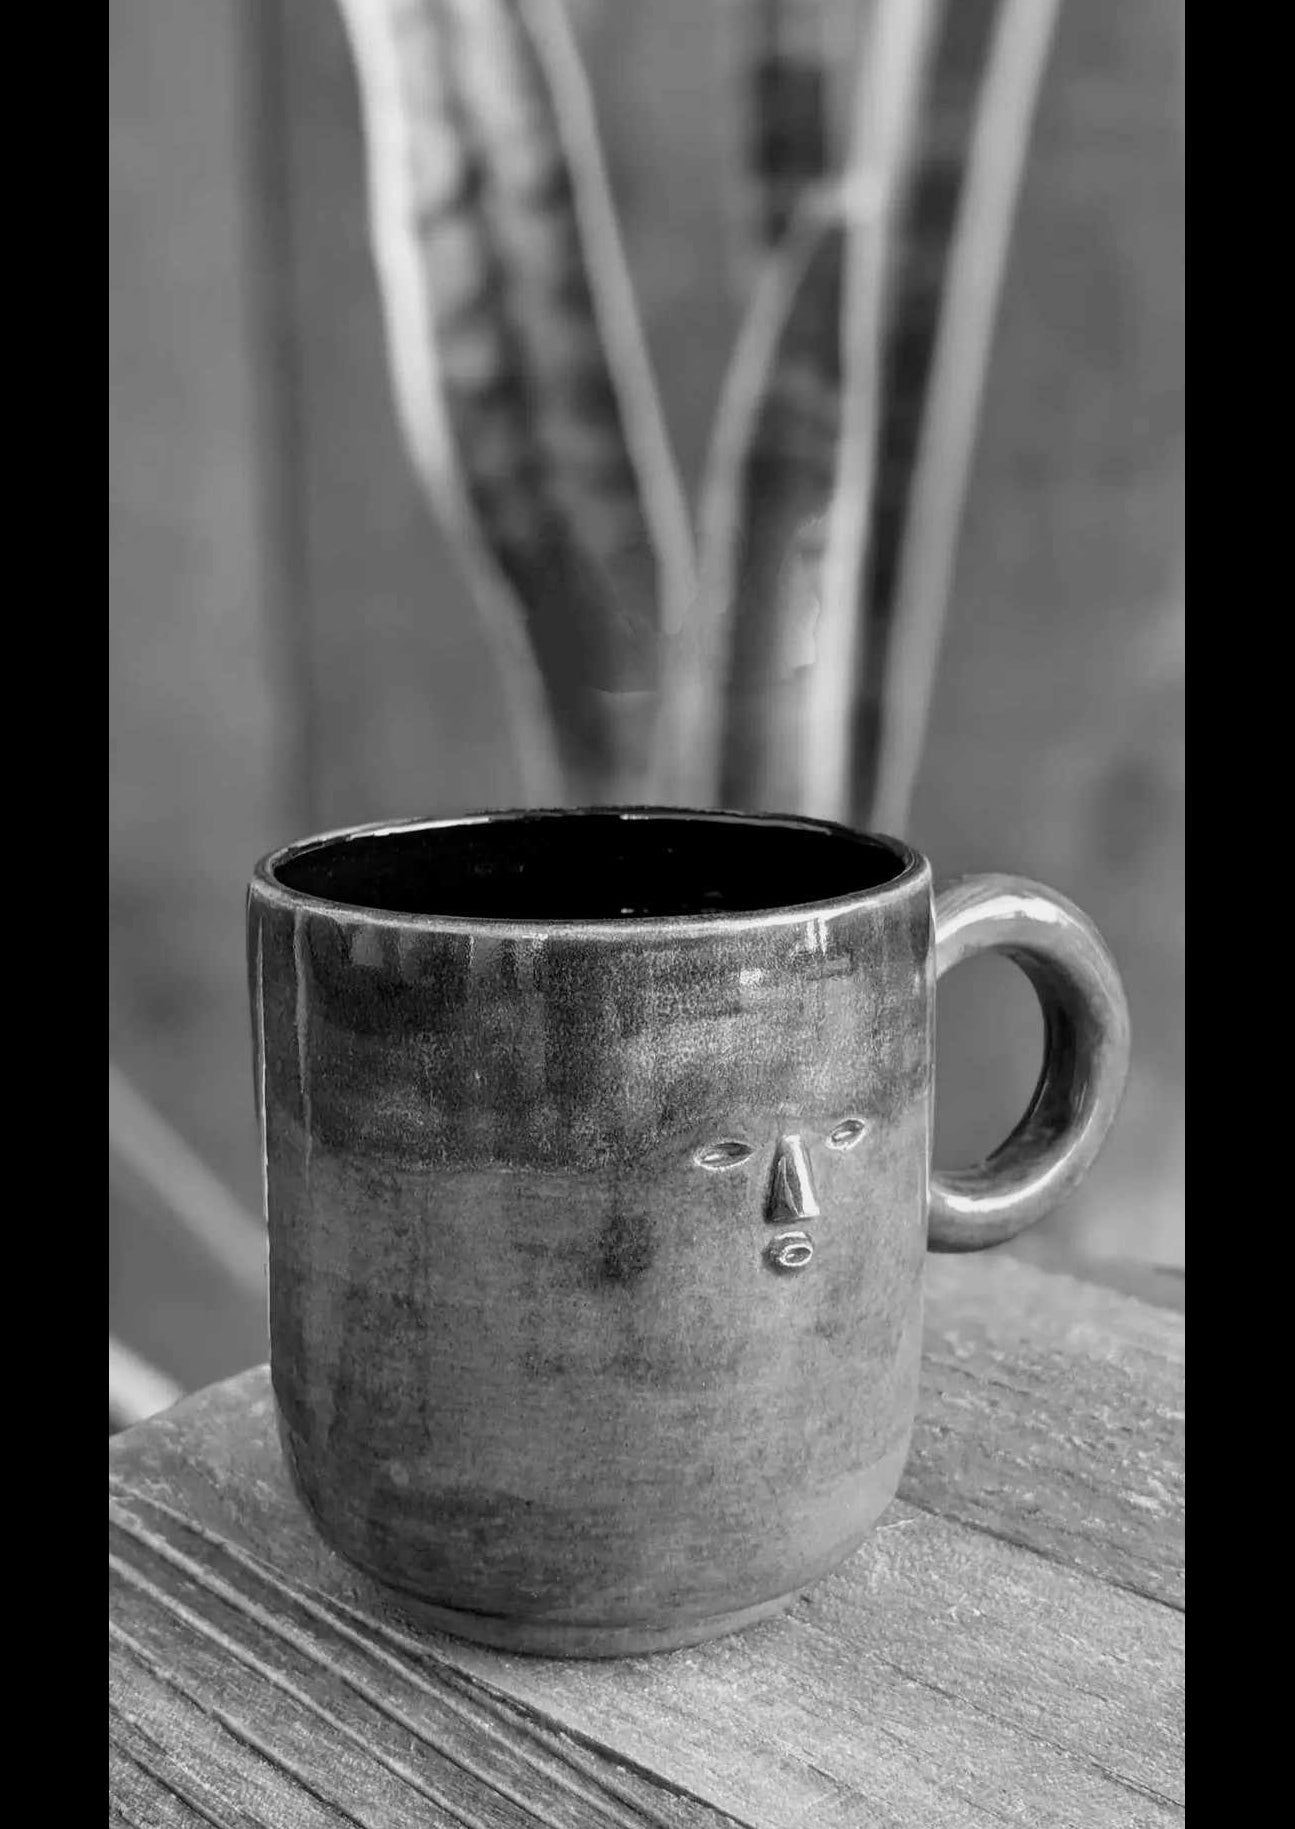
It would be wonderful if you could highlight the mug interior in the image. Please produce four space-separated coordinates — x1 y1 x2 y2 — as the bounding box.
269 810 912 922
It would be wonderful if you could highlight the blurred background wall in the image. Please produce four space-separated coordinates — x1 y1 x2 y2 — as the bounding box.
109 0 1184 1398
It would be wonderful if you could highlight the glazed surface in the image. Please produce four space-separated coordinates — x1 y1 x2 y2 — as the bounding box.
250 843 935 1636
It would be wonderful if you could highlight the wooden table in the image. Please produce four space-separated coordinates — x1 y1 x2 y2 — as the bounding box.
109 1254 1184 1827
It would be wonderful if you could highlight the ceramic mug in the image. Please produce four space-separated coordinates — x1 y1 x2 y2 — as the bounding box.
248 807 1129 1656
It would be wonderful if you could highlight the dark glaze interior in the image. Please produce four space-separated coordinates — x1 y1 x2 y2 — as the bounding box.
272 810 910 921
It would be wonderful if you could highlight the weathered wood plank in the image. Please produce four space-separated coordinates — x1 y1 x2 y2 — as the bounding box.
111 1258 1183 1827
111 1494 730 1828
433 1507 1180 1828
912 1255 1183 1608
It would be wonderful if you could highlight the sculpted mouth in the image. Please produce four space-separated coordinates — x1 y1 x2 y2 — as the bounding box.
766 1231 814 1272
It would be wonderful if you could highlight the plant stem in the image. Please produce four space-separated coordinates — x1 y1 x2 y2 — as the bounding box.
866 0 1061 835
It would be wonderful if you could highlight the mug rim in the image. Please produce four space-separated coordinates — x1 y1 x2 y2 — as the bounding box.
250 806 929 939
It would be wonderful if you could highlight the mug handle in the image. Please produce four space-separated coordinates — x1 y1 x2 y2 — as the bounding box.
928 875 1131 1253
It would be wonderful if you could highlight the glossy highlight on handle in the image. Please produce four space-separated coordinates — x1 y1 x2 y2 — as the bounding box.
928 875 1131 1253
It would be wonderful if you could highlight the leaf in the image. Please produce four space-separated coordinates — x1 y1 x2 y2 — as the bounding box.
675 0 937 815
657 201 845 810
746 0 833 248
713 1 863 289
860 0 1062 833
798 0 943 820
109 1338 184 1432
805 0 1061 827
108 1063 265 1303
336 0 696 800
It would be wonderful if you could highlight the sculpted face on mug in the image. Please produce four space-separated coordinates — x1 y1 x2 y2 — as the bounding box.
291 914 919 1288
694 1117 870 1271
400 1073 885 1295
412 950 895 1285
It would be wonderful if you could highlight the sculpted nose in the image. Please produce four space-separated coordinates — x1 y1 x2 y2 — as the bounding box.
765 1134 821 1224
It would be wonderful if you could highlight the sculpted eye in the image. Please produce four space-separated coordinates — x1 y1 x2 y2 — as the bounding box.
827 1118 867 1151
694 1139 754 1171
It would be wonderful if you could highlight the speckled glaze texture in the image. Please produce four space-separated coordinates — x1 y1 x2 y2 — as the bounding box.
247 809 1129 1656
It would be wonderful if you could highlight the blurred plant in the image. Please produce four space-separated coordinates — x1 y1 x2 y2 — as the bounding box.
335 0 1059 830
109 1336 183 1433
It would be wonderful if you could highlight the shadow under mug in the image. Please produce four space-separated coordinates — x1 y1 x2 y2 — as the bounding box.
248 808 1130 1656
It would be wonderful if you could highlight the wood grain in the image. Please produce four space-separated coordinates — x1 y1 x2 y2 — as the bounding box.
110 1255 1183 1827
913 1256 1183 1609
